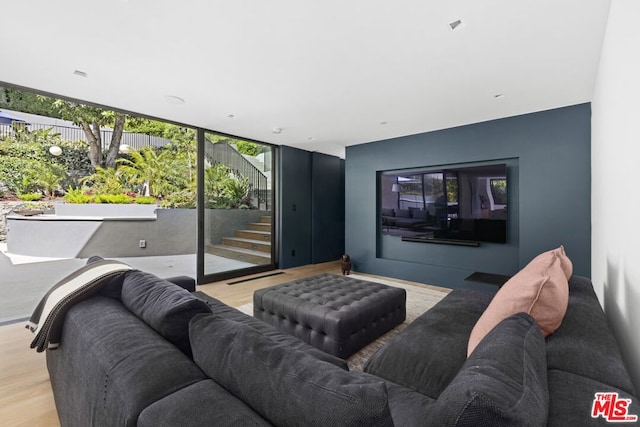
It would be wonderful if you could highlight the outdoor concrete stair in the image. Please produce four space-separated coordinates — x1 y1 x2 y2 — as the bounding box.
207 215 272 264
248 222 271 232
206 244 271 265
235 229 271 241
222 237 270 253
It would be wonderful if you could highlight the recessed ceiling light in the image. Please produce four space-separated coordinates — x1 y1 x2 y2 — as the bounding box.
449 19 463 30
227 114 235 119
307 137 315 141
73 70 88 77
494 94 504 99
164 95 185 105
272 127 282 134
380 121 388 125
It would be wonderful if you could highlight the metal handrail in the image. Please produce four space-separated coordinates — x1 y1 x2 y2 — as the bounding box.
204 138 269 210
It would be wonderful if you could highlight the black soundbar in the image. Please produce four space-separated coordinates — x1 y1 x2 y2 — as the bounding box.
401 236 480 247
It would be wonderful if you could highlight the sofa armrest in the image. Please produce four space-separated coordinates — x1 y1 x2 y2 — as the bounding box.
46 296 207 427
194 292 349 370
430 313 549 427
546 276 637 395
164 275 196 292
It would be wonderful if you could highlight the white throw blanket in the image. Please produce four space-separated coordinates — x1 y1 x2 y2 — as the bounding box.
27 260 133 352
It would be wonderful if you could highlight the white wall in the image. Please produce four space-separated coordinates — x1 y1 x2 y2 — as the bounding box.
592 0 640 391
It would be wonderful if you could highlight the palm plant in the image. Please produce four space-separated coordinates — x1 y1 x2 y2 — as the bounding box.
80 166 125 195
35 163 66 197
117 147 188 197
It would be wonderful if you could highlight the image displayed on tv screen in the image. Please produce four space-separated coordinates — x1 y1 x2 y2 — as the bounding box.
380 163 507 244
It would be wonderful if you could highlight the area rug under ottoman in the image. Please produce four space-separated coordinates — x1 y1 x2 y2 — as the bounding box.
253 273 407 359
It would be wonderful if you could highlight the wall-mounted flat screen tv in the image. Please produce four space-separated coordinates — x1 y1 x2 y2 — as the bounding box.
380 163 507 244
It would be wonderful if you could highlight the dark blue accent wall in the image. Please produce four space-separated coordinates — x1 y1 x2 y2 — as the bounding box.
279 146 312 267
311 152 346 264
345 104 591 290
279 146 345 268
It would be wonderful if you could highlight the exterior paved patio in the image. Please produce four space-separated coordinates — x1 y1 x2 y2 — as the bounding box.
0 248 253 325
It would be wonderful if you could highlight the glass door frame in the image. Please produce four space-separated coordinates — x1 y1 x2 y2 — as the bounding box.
196 129 278 285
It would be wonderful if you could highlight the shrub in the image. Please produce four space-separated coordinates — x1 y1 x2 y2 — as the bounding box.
159 190 196 209
93 194 134 204
0 157 40 193
18 192 42 201
203 164 253 209
0 137 86 194
64 187 94 204
134 196 156 205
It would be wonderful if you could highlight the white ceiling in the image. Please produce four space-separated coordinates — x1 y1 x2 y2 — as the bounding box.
0 0 611 158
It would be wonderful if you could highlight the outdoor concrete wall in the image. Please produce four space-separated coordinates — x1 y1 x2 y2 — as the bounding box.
78 208 196 258
7 216 104 257
7 208 197 258
7 207 273 259
1 201 24 243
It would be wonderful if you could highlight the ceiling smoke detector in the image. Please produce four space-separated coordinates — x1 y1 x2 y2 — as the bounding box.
73 70 88 77
272 127 283 134
449 19 463 30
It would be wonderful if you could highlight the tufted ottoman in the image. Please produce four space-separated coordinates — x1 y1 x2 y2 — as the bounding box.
253 273 406 359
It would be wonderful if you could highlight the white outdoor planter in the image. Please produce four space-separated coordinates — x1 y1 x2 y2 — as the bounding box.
53 202 158 218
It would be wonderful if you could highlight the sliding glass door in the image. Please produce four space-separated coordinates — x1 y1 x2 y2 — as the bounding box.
197 130 276 283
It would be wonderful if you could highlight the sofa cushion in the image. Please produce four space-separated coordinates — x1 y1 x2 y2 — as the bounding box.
364 289 492 399
377 376 438 427
190 314 394 427
121 270 211 356
381 208 395 217
411 209 428 220
395 209 411 218
432 313 549 427
138 380 272 427
467 247 569 355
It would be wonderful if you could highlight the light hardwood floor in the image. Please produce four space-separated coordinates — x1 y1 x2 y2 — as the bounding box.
0 261 447 426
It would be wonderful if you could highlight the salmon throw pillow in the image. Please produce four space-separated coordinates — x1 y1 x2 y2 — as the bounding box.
467 247 571 356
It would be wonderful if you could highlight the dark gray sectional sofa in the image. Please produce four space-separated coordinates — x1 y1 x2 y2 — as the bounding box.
44 268 639 426
382 207 431 229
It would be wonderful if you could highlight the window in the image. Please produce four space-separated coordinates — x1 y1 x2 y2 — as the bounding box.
198 131 276 282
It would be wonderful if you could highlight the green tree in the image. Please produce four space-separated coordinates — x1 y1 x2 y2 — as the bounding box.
36 96 128 169
124 118 169 137
0 87 60 117
234 140 266 156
